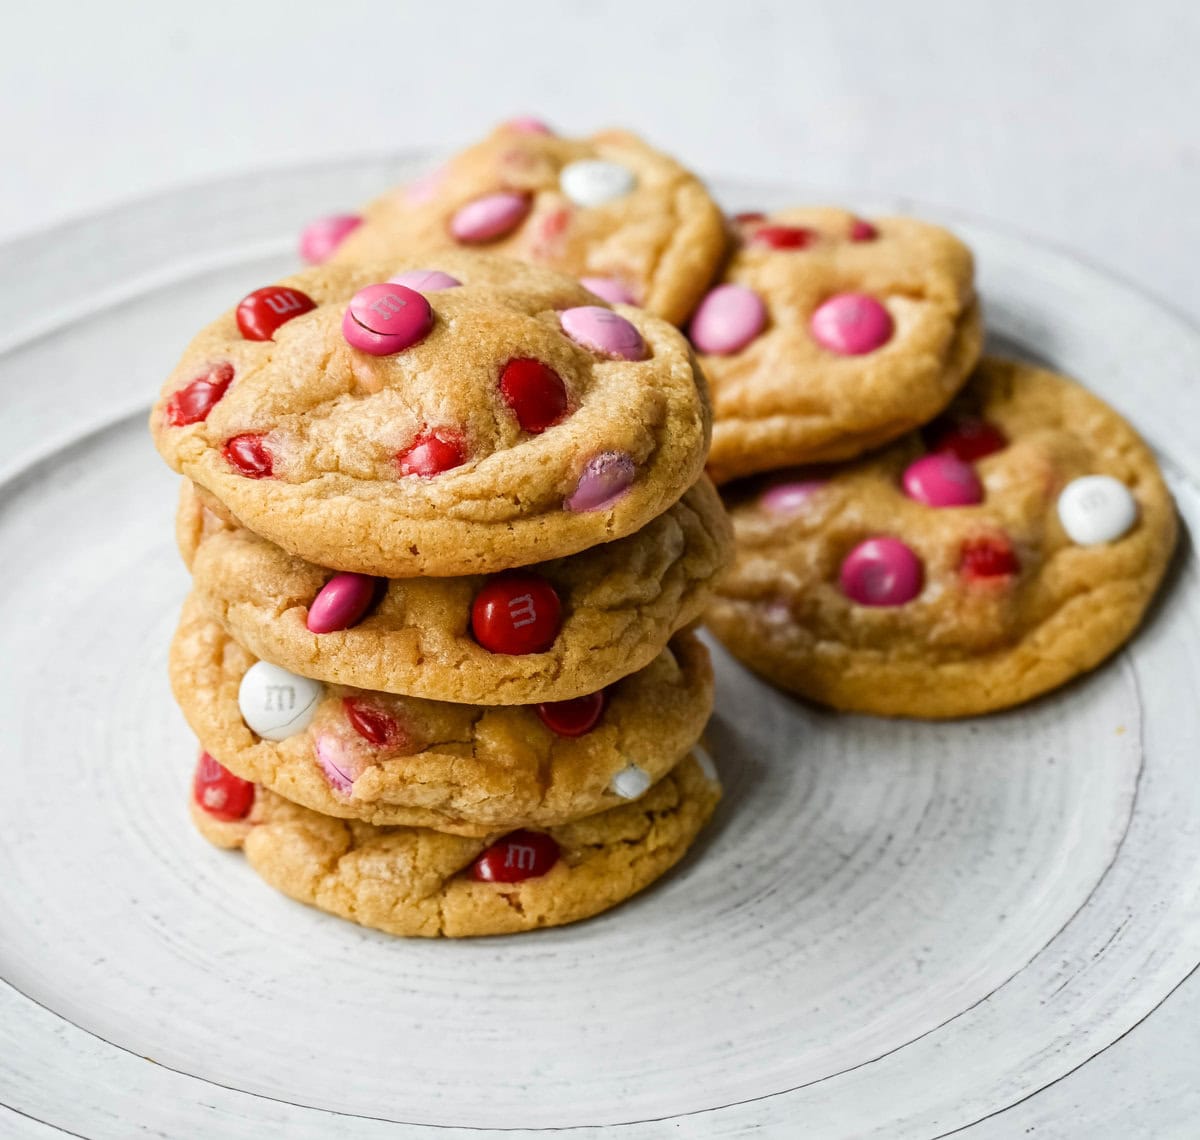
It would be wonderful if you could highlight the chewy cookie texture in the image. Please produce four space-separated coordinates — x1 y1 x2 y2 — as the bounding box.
707 358 1177 718
156 117 1177 935
328 120 727 326
151 252 712 577
152 186 729 936
171 594 714 836
177 477 732 705
695 208 983 484
191 752 721 938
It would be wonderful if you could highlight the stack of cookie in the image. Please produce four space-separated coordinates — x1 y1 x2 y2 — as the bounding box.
150 251 732 937
689 208 1176 717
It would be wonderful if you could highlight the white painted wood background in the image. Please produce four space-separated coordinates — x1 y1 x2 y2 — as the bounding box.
3 0 1200 321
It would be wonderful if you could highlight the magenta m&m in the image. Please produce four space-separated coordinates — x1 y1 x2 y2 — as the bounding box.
901 454 984 508
839 537 923 606
306 573 378 634
343 284 434 355
810 293 893 355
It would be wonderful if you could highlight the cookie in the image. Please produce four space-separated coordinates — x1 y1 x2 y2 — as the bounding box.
171 594 713 835
150 252 711 577
177 473 731 704
326 121 727 326
706 357 1177 718
693 208 982 483
190 750 721 937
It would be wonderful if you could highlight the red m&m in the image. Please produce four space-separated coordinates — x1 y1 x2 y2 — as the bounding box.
749 225 817 250
499 359 568 433
470 830 560 882
223 433 273 478
236 287 317 341
397 428 466 477
537 691 606 737
960 535 1020 581
343 698 402 747
193 752 254 822
166 363 234 426
927 418 1008 463
471 574 562 655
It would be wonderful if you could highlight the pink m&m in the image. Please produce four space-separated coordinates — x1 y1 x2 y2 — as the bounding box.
315 733 355 794
901 454 983 508
299 214 363 265
388 269 461 292
560 306 646 361
579 276 637 306
689 284 767 355
450 191 531 243
405 164 447 206
306 573 378 634
810 293 893 355
343 284 433 355
566 451 636 512
839 537 923 606
504 116 553 135
849 218 878 241
760 479 826 515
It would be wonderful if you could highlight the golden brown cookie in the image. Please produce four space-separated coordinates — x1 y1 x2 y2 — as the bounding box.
190 750 721 938
692 208 982 483
330 121 727 325
149 253 711 577
171 594 713 835
706 358 1177 718
177 474 731 704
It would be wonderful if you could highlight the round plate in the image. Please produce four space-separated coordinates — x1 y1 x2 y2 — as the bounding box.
2 159 1199 1139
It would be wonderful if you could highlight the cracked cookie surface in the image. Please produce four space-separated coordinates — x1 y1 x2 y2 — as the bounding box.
172 595 713 834
706 358 1177 718
178 475 731 703
150 252 711 577
696 208 982 483
190 751 721 937
333 123 726 326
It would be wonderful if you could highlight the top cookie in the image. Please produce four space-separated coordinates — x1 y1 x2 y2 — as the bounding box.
149 252 711 577
325 122 727 326
694 208 982 484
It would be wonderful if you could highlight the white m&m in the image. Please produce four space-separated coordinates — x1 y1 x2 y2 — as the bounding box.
560 160 636 207
610 764 652 800
238 662 324 742
1057 475 1138 545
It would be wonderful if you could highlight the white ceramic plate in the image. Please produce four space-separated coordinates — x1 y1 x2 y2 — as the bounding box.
2 159 1199 1140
